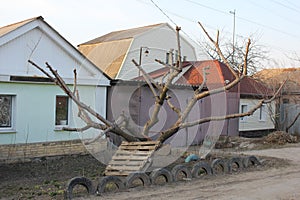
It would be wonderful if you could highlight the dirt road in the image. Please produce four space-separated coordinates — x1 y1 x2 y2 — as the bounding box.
89 145 300 200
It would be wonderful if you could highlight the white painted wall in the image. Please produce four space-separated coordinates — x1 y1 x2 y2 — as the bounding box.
0 19 109 145
239 98 275 131
117 24 197 80
0 82 105 145
0 28 108 85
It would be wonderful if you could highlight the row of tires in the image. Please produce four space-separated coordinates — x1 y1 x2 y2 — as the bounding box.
64 155 260 199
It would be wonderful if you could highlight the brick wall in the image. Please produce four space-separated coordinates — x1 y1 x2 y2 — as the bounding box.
0 140 89 163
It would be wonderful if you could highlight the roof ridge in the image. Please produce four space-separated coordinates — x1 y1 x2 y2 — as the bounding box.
0 16 43 38
0 16 42 29
79 22 167 45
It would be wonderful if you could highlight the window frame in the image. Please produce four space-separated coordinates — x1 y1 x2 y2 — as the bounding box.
259 104 267 121
54 95 71 130
240 104 248 122
0 94 16 133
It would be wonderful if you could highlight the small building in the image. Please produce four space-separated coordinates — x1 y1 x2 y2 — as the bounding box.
255 68 300 134
0 16 110 162
177 60 276 136
130 60 275 140
78 23 197 80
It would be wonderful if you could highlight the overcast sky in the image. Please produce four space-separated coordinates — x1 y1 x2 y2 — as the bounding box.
1 0 300 68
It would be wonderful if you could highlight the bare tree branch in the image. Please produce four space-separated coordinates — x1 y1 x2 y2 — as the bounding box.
84 127 113 145
286 111 300 132
141 27 183 136
63 125 92 132
73 69 77 95
198 21 239 78
155 59 180 72
28 60 141 142
132 59 159 99
166 94 182 118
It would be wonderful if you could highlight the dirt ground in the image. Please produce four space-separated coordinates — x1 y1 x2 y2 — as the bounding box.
1 134 300 200
94 145 300 200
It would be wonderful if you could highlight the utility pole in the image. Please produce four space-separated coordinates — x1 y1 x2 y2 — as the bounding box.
229 9 236 65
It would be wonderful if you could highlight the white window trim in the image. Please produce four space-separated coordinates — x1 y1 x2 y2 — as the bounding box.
259 104 267 122
0 94 16 133
240 104 248 122
54 95 71 131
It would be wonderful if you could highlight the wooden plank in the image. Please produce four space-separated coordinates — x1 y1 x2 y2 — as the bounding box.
120 145 157 150
121 141 160 146
106 165 141 171
114 150 152 156
111 155 148 161
104 171 135 176
108 160 145 166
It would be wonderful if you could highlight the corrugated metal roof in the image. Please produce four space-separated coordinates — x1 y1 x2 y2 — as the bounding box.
79 23 166 45
0 16 42 38
78 39 132 79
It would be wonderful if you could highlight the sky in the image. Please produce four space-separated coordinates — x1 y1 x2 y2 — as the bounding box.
1 0 300 68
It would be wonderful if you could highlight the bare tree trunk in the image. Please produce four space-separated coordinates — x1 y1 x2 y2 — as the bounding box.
286 112 300 133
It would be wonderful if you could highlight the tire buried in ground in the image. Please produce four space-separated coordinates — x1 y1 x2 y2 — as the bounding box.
96 176 125 194
150 168 173 185
191 161 212 178
211 158 228 175
125 172 151 188
228 157 243 173
171 164 192 181
64 176 94 199
243 155 261 168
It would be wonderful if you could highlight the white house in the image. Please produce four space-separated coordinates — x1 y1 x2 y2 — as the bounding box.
0 16 110 162
238 76 276 135
78 23 197 80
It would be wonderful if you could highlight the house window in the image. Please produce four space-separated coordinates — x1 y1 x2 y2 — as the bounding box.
55 96 69 126
240 104 248 121
0 95 15 131
283 98 289 104
259 104 266 121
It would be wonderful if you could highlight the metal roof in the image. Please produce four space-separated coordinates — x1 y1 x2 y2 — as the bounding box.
255 68 300 93
134 60 273 96
0 16 42 38
79 23 166 45
78 39 132 79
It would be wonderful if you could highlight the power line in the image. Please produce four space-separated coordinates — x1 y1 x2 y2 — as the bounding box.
149 0 207 53
150 0 178 27
145 0 299 64
270 0 300 14
248 0 300 26
284 0 300 11
184 0 299 39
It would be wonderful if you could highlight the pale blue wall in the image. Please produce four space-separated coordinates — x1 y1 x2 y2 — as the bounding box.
0 82 106 145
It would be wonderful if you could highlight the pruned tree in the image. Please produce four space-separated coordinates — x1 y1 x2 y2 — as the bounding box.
28 22 284 147
203 33 269 75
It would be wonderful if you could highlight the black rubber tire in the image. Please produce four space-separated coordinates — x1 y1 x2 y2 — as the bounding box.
243 155 261 168
191 161 212 178
150 168 173 185
171 164 192 181
64 176 94 199
125 172 151 188
228 157 243 173
211 158 228 175
96 176 125 194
